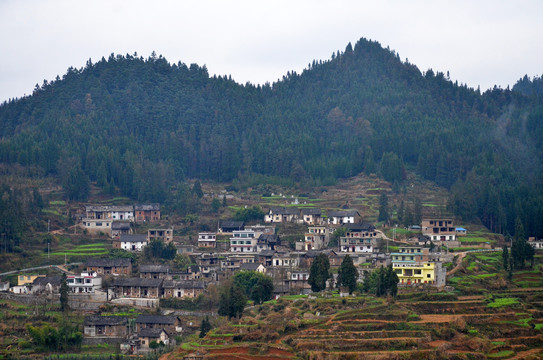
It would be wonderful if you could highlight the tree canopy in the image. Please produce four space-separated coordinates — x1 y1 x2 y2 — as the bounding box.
1 39 543 238
308 253 331 292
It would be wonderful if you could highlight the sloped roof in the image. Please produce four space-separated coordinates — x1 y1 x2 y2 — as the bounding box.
86 205 134 212
120 234 148 243
162 280 205 289
113 278 163 287
112 221 131 230
303 249 337 258
84 315 128 326
258 250 277 257
301 208 322 215
135 204 160 211
343 223 376 232
135 315 175 325
138 327 168 338
32 276 61 286
240 262 263 271
219 220 244 229
257 234 280 244
85 258 131 268
327 210 360 218
139 264 170 273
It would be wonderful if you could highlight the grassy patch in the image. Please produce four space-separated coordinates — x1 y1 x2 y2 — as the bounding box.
487 297 519 308
487 350 514 358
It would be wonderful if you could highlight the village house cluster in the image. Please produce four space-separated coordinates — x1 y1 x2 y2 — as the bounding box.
3 202 481 353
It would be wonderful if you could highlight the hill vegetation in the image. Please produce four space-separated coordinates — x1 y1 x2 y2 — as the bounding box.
1 37 543 241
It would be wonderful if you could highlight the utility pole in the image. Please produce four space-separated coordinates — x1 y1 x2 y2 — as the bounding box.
48 220 50 233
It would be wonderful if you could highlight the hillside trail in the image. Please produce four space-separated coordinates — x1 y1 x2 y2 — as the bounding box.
446 252 467 277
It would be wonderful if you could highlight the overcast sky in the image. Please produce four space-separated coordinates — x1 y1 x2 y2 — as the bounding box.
1 0 542 103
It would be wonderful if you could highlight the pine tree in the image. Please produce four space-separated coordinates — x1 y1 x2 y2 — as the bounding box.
308 253 330 292
199 316 212 338
378 193 389 224
192 180 203 198
60 273 69 312
337 255 359 294
502 245 509 270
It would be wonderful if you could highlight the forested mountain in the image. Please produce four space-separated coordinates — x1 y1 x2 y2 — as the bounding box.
0 37 542 238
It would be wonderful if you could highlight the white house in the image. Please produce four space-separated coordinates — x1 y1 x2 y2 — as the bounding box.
119 234 148 252
339 223 378 253
110 206 135 221
198 232 217 248
327 210 360 225
230 230 257 252
67 272 103 293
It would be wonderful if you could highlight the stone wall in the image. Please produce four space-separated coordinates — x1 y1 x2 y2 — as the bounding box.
0 292 59 305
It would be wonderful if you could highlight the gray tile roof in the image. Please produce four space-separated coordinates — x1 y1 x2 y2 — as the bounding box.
135 315 175 325
120 234 148 243
257 234 280 245
112 221 131 230
32 276 61 286
86 205 134 212
327 210 360 218
139 264 170 273
135 204 160 211
301 208 322 215
240 263 261 271
85 258 131 268
219 220 244 230
113 278 163 287
84 315 128 326
162 280 205 289
343 223 376 232
138 328 167 338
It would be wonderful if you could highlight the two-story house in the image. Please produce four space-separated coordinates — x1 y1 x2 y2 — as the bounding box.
67 271 102 293
327 210 360 225
148 228 173 243
198 232 217 248
135 204 161 223
422 218 456 241
339 223 378 253
230 229 257 252
391 246 445 286
301 225 330 251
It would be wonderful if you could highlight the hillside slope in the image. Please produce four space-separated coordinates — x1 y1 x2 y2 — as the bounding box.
0 37 542 237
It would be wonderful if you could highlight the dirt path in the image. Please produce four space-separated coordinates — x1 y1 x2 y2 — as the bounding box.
447 252 467 277
508 348 543 359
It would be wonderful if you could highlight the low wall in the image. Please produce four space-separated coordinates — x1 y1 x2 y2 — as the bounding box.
0 292 58 305
82 337 124 346
111 297 159 308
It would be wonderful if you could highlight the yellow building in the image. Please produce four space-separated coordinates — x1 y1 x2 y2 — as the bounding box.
17 274 44 286
393 262 436 285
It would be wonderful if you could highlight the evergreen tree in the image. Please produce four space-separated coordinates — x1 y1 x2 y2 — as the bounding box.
414 198 423 225
378 192 389 224
308 253 330 292
199 316 212 338
60 273 69 312
218 281 247 319
192 180 204 198
363 265 399 297
337 254 359 294
502 245 509 270
211 198 221 213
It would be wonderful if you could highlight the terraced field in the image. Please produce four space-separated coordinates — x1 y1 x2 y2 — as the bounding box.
167 251 543 360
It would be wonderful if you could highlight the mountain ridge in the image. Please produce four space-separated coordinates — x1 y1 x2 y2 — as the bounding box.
0 37 542 237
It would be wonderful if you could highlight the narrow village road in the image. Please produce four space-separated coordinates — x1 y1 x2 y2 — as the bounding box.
0 263 82 277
